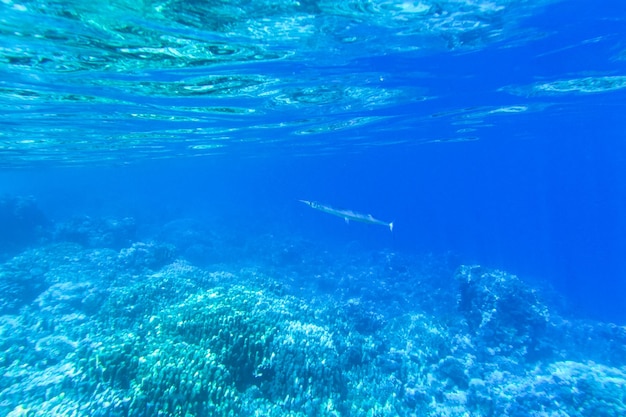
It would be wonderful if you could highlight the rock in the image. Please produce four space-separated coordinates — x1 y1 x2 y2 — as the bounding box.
118 242 176 271
36 281 104 316
54 216 135 249
0 195 48 255
455 265 550 361
0 259 47 314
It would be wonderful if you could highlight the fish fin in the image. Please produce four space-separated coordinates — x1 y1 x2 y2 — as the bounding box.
344 217 350 225
389 222 394 232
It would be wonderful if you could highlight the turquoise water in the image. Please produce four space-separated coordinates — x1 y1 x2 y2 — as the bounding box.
1 1 626 416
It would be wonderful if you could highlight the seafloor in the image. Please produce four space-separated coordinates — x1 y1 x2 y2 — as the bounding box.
1 197 625 416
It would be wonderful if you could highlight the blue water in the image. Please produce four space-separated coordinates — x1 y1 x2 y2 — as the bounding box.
1 0 626 416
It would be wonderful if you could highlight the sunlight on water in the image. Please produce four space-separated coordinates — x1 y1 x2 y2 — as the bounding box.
6 0 625 167
504 75 626 95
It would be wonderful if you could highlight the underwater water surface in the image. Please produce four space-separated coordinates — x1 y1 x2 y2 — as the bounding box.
1 0 626 416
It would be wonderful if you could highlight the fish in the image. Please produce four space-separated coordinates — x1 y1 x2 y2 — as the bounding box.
299 200 393 232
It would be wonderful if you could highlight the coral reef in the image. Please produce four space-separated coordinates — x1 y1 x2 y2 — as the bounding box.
54 216 136 249
157 219 221 265
118 241 177 271
455 265 551 362
0 234 624 417
466 361 626 417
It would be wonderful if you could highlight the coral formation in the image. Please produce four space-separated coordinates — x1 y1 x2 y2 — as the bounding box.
0 227 624 416
455 265 550 361
54 216 136 249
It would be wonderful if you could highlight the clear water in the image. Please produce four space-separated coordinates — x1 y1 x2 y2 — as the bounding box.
1 0 626 416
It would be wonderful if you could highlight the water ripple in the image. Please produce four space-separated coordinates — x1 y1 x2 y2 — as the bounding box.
0 0 559 166
504 75 626 96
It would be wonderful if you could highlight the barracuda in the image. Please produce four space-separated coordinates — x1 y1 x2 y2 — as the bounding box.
299 200 393 232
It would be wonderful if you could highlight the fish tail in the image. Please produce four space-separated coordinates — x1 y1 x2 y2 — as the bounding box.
389 222 394 232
